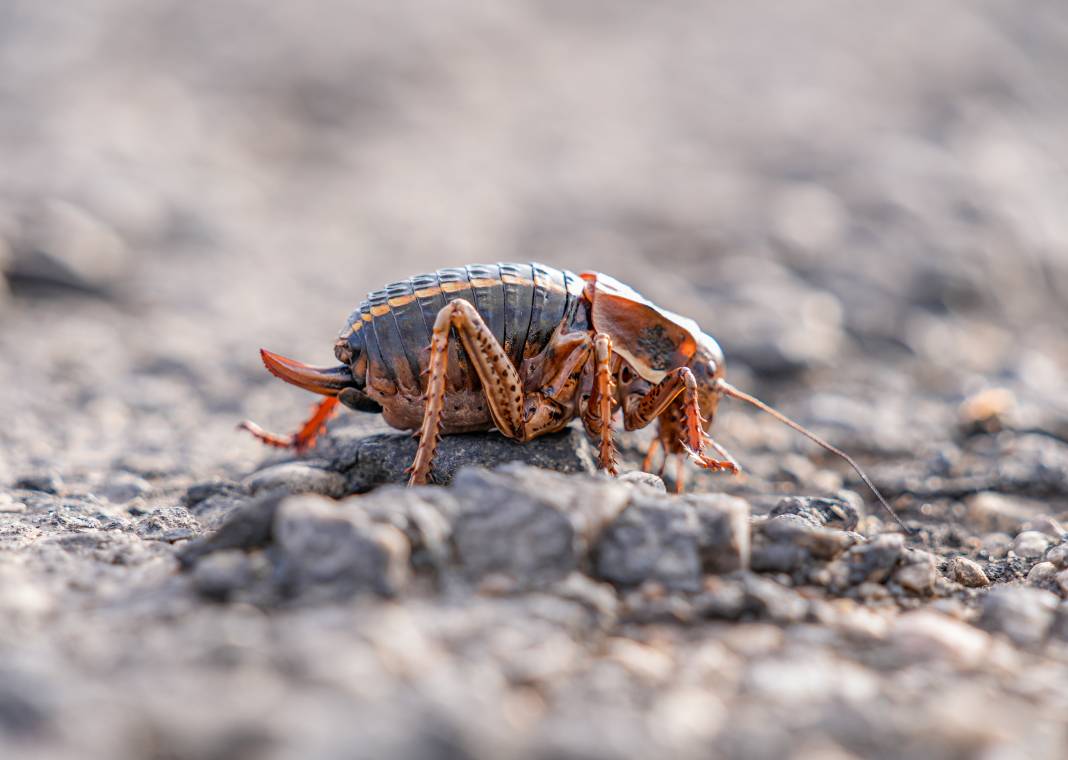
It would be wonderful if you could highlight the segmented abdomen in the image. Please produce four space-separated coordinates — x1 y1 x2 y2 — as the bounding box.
339 262 587 393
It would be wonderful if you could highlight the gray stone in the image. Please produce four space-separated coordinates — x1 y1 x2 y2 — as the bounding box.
326 427 596 492
978 586 1059 647
244 460 346 498
949 556 990 588
892 550 938 595
274 493 410 599
686 493 751 574
966 492 1038 533
751 514 857 574
1012 530 1051 559
190 549 257 602
14 471 63 494
177 492 286 568
739 573 809 623
450 466 629 590
618 470 668 492
355 486 456 571
844 534 905 586
769 495 859 532
135 506 200 542
6 199 129 293
1046 542 1068 569
1027 562 1057 585
0 493 26 514
596 494 703 592
99 472 152 504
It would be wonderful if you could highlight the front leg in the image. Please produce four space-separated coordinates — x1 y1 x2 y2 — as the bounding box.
409 299 527 486
622 367 740 475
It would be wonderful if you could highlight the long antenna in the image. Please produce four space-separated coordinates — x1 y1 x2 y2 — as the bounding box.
714 379 912 533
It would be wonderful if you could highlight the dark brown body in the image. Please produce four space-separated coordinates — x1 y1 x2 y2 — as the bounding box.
334 263 590 433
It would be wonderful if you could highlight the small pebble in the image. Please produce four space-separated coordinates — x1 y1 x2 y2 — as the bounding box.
15 471 63 494
0 493 27 513
1046 542 1068 569
1027 562 1057 584
1012 530 1051 559
893 555 938 595
978 587 1059 647
950 556 990 588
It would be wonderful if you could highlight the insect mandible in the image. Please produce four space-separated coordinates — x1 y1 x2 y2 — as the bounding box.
240 262 907 529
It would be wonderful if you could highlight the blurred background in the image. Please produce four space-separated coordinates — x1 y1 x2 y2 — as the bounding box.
2 0 1067 486
3 2 1068 758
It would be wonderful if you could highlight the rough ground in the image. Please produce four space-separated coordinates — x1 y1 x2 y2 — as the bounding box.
3 2 1068 759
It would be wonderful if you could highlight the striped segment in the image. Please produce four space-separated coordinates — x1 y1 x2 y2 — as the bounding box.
345 263 586 392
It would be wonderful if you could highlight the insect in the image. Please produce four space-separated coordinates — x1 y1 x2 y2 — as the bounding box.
241 262 907 529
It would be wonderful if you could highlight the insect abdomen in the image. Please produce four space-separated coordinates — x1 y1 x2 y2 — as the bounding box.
346 262 587 392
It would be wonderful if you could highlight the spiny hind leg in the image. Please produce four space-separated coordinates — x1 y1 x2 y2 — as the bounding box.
408 299 526 486
240 396 340 453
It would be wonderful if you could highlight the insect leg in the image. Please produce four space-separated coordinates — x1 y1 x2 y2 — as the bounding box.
408 299 526 486
239 396 340 453
583 333 619 475
622 367 740 474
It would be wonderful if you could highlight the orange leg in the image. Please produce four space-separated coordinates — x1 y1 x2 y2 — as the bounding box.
623 367 740 474
642 437 662 473
584 333 619 475
240 396 340 453
409 299 526 486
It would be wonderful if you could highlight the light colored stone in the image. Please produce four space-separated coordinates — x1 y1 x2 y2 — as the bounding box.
891 610 991 667
1027 562 1057 584
1012 530 1051 559
967 493 1035 533
950 556 990 588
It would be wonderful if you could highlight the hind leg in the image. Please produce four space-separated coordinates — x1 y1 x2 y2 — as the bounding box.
240 396 340 453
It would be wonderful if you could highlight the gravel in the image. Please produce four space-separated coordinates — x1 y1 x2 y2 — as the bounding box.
4 2 1068 758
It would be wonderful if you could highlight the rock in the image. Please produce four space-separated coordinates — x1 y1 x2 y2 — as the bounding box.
1056 570 1068 597
966 493 1037 533
274 493 410 599
1012 530 1051 559
450 466 629 590
99 472 152 504
751 514 857 574
190 549 257 602
769 495 858 532
244 460 346 498
1052 602 1068 641
134 506 200 542
0 493 26 514
891 610 991 666
949 556 990 588
14 471 63 495
177 492 287 568
618 470 667 492
326 427 596 492
686 493 751 574
356 486 456 572
844 534 905 586
892 550 938 595
1027 562 1057 585
978 587 1059 647
596 494 703 591
1048 542 1068 569
739 573 809 623
6 199 129 294
184 479 244 508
